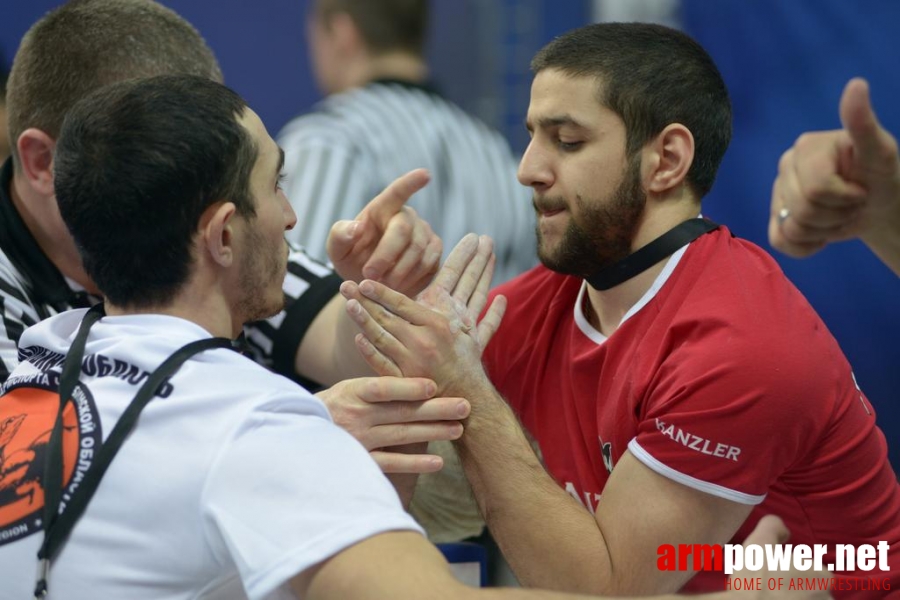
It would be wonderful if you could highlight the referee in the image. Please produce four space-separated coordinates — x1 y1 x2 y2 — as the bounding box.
278 0 535 286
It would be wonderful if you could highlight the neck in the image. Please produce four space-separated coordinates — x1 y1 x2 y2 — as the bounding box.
582 199 701 336
10 173 100 295
342 52 427 90
104 283 241 340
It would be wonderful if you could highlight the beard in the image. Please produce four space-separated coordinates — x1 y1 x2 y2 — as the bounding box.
535 156 646 279
236 227 289 324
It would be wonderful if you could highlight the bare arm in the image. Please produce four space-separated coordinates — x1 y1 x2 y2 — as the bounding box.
294 169 442 385
770 78 900 276
336 244 753 595
292 529 829 600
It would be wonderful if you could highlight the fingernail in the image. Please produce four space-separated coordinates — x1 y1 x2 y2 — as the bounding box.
425 381 436 396
347 300 360 315
359 280 375 295
457 401 470 418
347 221 360 239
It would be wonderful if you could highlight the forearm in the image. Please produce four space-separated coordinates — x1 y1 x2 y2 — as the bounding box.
453 381 614 594
861 199 900 276
295 294 373 385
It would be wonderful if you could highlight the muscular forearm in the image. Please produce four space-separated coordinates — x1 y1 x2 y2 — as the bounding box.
453 381 616 594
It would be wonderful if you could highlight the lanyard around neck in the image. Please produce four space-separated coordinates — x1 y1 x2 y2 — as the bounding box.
34 304 235 598
585 218 719 291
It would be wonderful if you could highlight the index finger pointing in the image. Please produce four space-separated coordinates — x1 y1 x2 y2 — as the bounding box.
357 169 431 226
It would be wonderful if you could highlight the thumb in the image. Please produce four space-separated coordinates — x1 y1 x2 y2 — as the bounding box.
839 77 890 163
357 168 430 227
326 219 362 264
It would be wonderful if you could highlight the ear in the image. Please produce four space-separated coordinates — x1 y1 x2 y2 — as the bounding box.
17 128 56 196
641 123 695 196
328 11 365 57
200 202 238 268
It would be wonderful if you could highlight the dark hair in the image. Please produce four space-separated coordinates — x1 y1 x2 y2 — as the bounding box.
54 75 257 308
531 22 732 199
316 0 428 56
6 0 222 168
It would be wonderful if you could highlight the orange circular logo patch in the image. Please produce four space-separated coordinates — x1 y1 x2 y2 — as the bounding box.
0 383 101 546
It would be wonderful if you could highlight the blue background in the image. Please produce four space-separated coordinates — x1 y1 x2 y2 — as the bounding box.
2 0 897 470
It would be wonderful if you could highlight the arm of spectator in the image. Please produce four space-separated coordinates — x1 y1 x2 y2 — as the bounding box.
293 169 442 385
770 77 900 276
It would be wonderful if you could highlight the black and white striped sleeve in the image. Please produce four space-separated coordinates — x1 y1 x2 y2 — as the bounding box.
0 267 40 385
242 248 342 385
278 119 375 263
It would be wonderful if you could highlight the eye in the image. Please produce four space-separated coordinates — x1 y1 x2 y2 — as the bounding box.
558 140 583 152
276 172 287 192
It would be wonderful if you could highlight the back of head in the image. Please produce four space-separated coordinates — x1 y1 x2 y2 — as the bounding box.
6 0 222 168
315 0 428 56
532 22 732 199
54 75 257 309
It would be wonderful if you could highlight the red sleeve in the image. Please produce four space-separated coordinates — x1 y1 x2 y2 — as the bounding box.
628 315 855 504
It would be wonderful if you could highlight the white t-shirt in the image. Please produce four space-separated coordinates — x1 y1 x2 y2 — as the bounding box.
0 310 422 600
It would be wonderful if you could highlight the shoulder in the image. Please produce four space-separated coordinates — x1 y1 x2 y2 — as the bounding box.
660 227 849 402
16 309 87 354
182 346 334 427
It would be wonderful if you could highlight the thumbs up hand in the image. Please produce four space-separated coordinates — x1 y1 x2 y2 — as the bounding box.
769 78 900 272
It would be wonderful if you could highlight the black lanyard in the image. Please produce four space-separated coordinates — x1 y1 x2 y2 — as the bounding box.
585 218 719 291
34 304 236 598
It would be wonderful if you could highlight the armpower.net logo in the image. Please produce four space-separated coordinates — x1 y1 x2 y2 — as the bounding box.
657 541 892 593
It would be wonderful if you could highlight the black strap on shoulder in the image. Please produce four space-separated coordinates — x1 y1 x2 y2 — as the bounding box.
585 218 719 291
34 305 235 598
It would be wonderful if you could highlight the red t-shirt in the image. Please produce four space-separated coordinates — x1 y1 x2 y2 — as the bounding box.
483 227 899 597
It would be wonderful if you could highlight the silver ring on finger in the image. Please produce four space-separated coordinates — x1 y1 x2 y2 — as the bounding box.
777 207 791 227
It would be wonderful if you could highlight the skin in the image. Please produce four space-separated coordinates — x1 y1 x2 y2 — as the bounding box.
769 77 900 276
326 237 828 600
336 69 811 596
8 104 452 477
100 104 827 600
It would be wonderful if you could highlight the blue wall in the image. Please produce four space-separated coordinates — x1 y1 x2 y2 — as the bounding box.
2 1 896 468
681 0 900 469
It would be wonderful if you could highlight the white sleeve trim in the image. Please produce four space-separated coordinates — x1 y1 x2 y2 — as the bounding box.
627 438 766 505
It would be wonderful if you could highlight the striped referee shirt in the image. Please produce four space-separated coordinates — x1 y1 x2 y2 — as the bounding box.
277 79 536 285
0 159 341 386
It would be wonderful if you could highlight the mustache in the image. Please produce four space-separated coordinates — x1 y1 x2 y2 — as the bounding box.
532 194 568 213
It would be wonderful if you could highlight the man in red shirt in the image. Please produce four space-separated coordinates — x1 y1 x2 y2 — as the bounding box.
340 22 900 598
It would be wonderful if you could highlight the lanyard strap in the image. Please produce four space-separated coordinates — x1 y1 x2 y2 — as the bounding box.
585 218 720 291
35 304 235 598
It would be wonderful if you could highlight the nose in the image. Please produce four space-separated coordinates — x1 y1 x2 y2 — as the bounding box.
517 139 552 192
282 196 297 231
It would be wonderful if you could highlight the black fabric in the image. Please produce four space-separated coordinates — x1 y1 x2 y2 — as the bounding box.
35 304 236 598
0 159 91 316
586 218 719 291
269 271 342 389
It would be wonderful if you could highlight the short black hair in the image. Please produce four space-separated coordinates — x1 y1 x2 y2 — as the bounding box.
54 75 257 308
532 22 732 199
